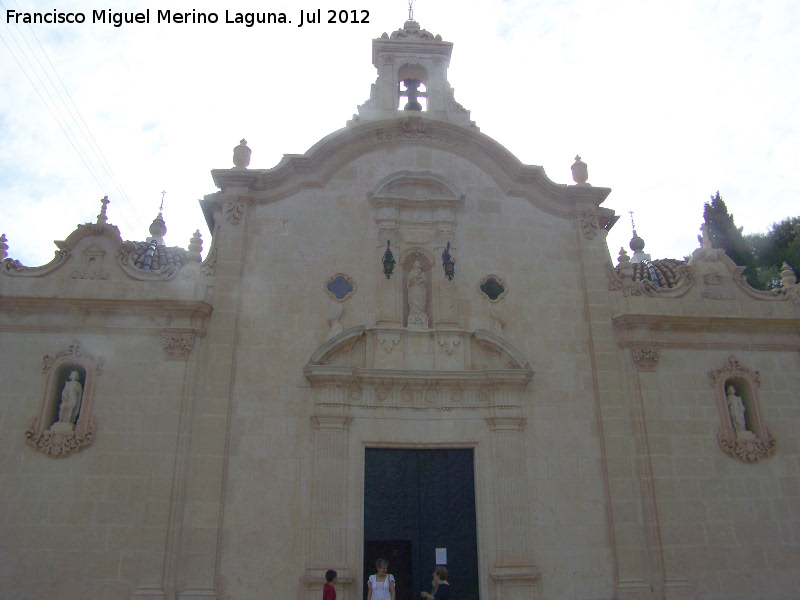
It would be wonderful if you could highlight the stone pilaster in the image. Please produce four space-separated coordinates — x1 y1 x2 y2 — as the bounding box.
487 406 539 600
309 413 352 569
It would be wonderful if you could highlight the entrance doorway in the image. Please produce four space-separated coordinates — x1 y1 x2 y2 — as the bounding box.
364 448 479 600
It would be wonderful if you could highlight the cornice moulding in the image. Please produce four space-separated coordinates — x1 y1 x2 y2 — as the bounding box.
304 365 533 389
0 296 213 321
613 314 800 351
613 314 800 335
208 118 611 219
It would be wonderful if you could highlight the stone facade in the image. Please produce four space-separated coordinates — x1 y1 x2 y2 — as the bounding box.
1 20 799 600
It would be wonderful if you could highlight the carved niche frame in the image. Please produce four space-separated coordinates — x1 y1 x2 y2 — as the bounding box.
709 355 776 463
25 340 103 458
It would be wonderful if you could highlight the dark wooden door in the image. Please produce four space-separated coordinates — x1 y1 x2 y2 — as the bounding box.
364 448 479 600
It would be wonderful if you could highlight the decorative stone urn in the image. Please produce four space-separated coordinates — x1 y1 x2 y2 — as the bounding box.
571 154 589 185
233 139 251 168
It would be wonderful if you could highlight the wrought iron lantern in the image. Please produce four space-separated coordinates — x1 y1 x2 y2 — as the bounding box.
382 240 396 279
442 242 455 280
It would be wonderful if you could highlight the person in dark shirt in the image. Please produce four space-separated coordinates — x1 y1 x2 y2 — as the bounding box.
323 569 338 600
421 566 450 600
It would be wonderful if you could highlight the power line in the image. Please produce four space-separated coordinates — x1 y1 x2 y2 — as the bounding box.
22 18 146 231
0 0 146 234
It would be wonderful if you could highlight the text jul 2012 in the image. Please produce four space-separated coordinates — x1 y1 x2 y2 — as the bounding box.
5 8 371 28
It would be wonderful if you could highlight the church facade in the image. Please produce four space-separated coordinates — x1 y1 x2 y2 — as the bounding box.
1 20 799 600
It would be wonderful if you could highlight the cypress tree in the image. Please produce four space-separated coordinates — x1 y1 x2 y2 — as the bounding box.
702 192 766 289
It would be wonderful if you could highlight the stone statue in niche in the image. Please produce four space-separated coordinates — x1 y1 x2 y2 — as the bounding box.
51 371 83 433
726 385 754 440
407 260 428 328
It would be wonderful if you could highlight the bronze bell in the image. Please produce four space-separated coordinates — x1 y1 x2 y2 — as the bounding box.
401 78 424 111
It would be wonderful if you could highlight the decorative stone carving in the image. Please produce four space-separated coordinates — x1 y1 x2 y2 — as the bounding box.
2 250 69 277
709 355 776 463
26 340 103 458
389 21 441 41
369 171 465 211
377 332 401 354
26 415 97 458
72 244 109 280
571 155 589 185
580 211 600 240
401 116 427 139
449 387 464 404
305 327 533 412
489 306 507 333
224 199 248 224
437 336 461 356
326 302 345 340
774 262 800 300
233 139 251 168
187 230 203 262
703 270 724 286
161 330 196 360
201 245 218 277
631 347 660 371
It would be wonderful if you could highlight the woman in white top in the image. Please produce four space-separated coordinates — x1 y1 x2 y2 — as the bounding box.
367 558 396 600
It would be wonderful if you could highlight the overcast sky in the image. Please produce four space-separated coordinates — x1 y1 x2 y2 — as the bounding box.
2 0 799 268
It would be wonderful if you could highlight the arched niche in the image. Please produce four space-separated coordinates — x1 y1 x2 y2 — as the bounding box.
400 248 433 328
25 340 103 458
709 355 775 463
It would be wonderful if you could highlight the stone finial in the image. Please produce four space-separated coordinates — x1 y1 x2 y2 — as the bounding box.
629 231 645 253
571 155 589 185
233 139 251 168
617 246 634 280
97 196 110 224
0 234 8 260
149 213 167 239
187 229 203 262
698 224 713 250
628 229 651 263
780 262 797 287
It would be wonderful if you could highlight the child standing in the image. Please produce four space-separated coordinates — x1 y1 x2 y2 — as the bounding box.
323 570 337 600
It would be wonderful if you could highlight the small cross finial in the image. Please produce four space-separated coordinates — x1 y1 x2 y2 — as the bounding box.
160 191 166 212
408 0 414 20
629 210 635 230
97 195 110 224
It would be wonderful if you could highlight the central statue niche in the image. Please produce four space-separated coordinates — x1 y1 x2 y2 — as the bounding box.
401 250 432 328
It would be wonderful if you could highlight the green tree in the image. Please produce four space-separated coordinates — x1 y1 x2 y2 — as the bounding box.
745 216 800 287
702 192 767 289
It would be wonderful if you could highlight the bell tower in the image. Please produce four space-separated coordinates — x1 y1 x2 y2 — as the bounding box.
354 20 475 127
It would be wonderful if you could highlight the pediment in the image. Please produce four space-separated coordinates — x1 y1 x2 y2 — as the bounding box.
304 326 533 391
368 170 465 210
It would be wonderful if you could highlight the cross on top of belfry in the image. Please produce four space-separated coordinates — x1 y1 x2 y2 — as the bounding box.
629 210 635 230
97 195 110 224
408 0 414 20
160 190 166 212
